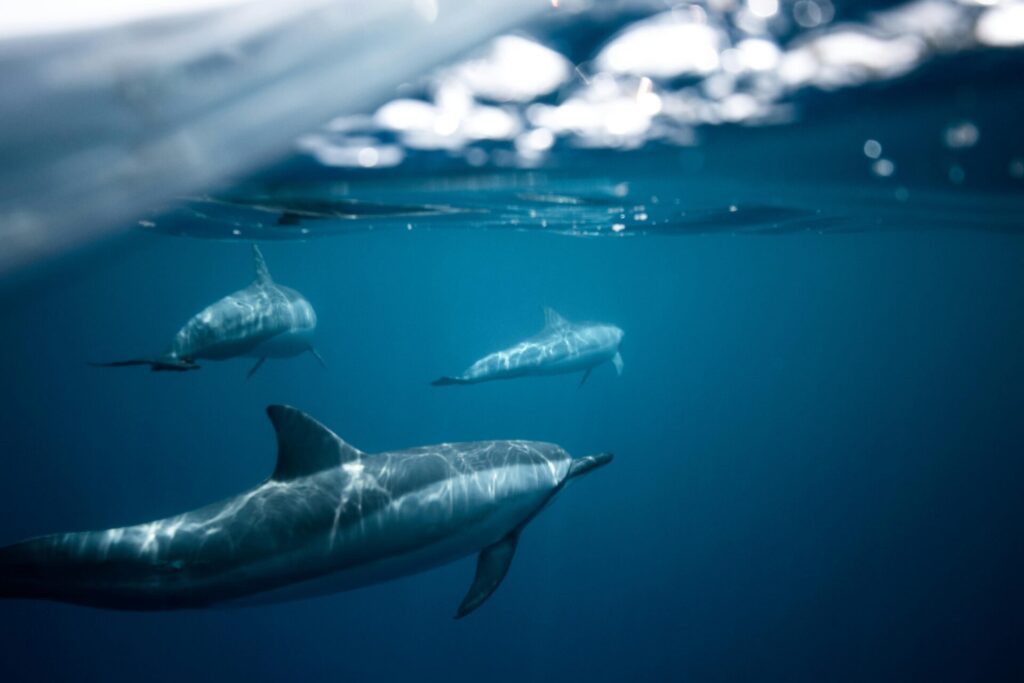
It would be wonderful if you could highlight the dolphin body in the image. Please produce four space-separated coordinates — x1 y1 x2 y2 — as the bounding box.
433 308 624 388
0 406 612 617
94 245 321 377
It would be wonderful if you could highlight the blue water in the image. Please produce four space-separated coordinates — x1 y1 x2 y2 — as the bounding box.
2 5 1024 675
1 213 1022 679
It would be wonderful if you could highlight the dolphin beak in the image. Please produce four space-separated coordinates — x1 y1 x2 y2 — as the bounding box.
567 452 614 480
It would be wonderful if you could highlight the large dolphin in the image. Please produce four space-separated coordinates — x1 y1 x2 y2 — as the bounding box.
94 245 322 377
0 406 612 617
433 308 624 388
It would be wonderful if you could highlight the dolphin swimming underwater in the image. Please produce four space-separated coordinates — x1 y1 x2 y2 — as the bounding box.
0 406 612 617
433 308 624 388
94 245 322 377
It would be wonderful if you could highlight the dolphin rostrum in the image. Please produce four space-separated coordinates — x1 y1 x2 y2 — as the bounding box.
0 406 612 617
433 307 624 388
93 245 322 377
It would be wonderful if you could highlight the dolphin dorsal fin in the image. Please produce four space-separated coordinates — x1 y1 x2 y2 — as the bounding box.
266 405 362 481
542 307 569 330
253 244 272 285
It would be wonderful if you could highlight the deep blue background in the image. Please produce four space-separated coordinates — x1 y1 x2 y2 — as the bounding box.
1 222 1022 680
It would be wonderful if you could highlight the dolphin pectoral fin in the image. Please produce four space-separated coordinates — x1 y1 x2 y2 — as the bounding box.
612 351 624 376
455 532 519 619
578 368 593 389
246 357 267 380
308 347 327 369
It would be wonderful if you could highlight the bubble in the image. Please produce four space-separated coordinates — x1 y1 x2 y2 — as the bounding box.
747 0 779 19
446 35 571 102
943 122 979 149
1010 158 1024 179
357 147 380 168
863 139 882 159
948 164 965 184
596 12 724 78
465 148 488 167
794 0 823 28
872 159 895 177
976 3 1024 46
515 128 555 153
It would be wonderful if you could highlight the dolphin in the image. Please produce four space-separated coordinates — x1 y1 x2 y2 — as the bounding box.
432 308 624 388
0 406 612 617
93 244 322 377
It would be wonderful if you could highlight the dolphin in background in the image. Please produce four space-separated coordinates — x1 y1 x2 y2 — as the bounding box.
94 244 323 378
0 406 612 617
433 308 624 388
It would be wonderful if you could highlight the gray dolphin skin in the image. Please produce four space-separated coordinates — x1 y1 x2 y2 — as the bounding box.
0 406 612 617
433 307 624 388
94 245 322 377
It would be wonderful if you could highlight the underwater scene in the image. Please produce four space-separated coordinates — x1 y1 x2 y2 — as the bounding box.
1 1 1023 681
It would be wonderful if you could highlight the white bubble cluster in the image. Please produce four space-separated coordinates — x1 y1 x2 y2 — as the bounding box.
976 2 1024 47
299 0 1021 168
595 12 725 78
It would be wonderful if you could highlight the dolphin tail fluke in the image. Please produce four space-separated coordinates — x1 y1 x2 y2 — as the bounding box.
90 357 198 372
0 543 22 600
0 540 42 602
455 531 519 619
431 376 469 387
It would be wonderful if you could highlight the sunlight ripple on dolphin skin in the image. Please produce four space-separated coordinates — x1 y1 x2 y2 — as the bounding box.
0 406 612 617
433 307 624 388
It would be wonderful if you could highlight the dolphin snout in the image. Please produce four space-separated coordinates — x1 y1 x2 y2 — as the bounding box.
567 452 614 480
